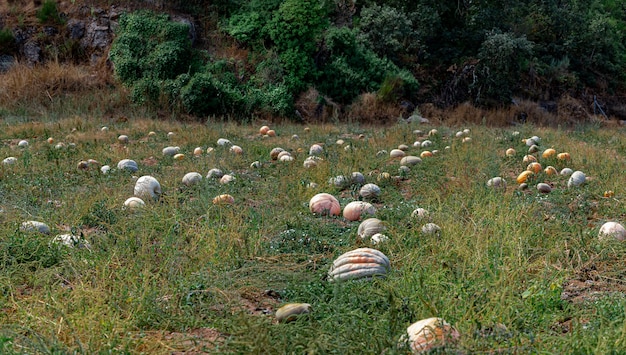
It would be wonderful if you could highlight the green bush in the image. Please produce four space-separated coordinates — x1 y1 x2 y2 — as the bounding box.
109 11 194 85
317 27 418 104
472 30 534 105
36 0 63 25
356 4 419 65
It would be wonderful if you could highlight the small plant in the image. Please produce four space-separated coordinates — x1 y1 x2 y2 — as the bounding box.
36 0 64 25
0 28 15 55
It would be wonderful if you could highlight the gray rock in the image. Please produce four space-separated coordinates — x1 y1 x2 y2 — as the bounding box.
81 21 111 49
0 55 15 73
43 26 58 36
67 19 86 39
23 41 41 63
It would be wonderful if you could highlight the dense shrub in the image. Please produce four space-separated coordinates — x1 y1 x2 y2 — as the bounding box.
317 27 418 104
472 30 534 105
356 4 419 65
109 11 194 84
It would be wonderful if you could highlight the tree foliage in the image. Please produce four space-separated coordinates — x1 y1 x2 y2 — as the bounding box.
109 0 626 119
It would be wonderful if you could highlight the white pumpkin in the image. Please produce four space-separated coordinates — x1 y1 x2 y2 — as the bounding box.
182 172 203 186
411 208 430 221
359 183 381 201
51 234 91 249
400 156 422 166
328 247 390 282
358 218 386 240
134 175 162 200
422 223 441 235
2 157 17 165
486 177 506 190
217 138 232 146
162 146 180 156
390 149 406 158
536 183 552 193
117 159 138 172
309 144 324 156
206 168 224 179
124 197 146 211
20 220 51 234
598 222 626 241
567 171 586 188
219 174 235 184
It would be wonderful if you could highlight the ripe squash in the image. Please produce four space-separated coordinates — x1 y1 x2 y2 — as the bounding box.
401 317 460 354
328 248 390 282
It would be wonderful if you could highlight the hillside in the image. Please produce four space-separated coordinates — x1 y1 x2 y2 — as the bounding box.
1 0 626 124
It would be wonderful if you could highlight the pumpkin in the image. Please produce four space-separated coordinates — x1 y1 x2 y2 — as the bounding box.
522 155 537 164
117 159 138 172
182 172 203 186
401 317 460 354
422 223 441 235
358 218 386 240
279 154 294 162
275 303 312 323
162 146 180 156
598 222 626 241
526 162 542 173
557 152 571 160
309 144 324 156
398 144 410 151
390 149 406 158
462 137 472 143
343 201 376 221
219 174 235 184
428 129 438 137
328 175 350 188
487 177 506 190
18 140 28 148
421 140 433 148
542 148 556 159
420 151 433 158
544 166 558 175
351 172 365 185
505 148 516 157
193 147 203 156
277 151 292 160
217 138 232 146
516 171 534 184
567 171 586 188
328 247 390 282
123 197 145 211
2 157 17 165
309 193 341 216
411 208 430 221
400 156 422 166
370 233 389 245
118 135 129 144
267 129 277 137
259 125 270 135
604 190 615 198
229 145 243 155
134 176 162 200
359 183 381 201
212 194 235 205
560 168 573 176
303 156 319 168
536 183 552 193
51 234 91 249
20 220 51 234
528 144 540 154
206 168 224 179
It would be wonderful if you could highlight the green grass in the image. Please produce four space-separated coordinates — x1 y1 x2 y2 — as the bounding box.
1 117 626 353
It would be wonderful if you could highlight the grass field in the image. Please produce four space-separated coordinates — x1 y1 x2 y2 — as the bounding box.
1 115 626 354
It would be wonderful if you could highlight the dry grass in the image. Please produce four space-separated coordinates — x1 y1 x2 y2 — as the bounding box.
0 61 110 106
345 93 404 124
